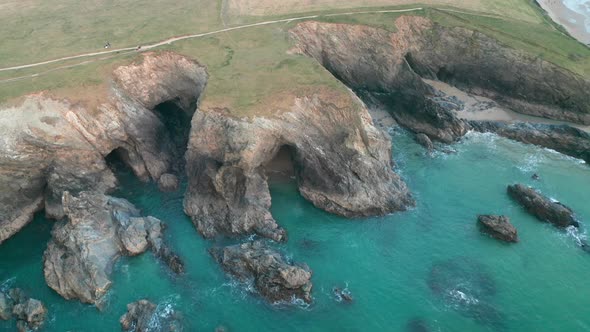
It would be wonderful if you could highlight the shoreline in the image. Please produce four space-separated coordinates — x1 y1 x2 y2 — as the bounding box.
424 79 590 133
537 0 590 45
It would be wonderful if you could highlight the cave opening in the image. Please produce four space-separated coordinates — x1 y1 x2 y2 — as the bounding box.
264 145 298 183
105 147 134 176
153 100 194 173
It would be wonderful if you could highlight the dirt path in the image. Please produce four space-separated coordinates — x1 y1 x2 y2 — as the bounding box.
0 7 423 74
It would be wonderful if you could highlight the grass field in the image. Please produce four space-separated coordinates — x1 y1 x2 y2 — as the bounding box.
224 0 542 23
0 1 588 117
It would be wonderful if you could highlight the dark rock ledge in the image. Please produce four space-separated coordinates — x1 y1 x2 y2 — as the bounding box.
507 184 579 228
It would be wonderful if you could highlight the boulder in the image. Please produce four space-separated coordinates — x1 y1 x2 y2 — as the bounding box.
507 184 579 228
477 215 518 243
210 241 313 304
158 173 180 192
43 191 182 304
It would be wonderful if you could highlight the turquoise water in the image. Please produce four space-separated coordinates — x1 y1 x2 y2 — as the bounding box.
1 128 589 332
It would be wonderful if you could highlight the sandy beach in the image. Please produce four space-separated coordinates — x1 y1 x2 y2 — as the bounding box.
537 0 590 44
424 79 590 132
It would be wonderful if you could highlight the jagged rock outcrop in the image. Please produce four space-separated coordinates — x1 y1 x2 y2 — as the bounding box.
120 299 182 332
477 215 518 243
0 288 47 331
507 184 579 228
0 52 207 244
210 241 313 304
184 89 414 241
469 121 590 164
43 191 183 304
415 133 434 152
289 16 590 142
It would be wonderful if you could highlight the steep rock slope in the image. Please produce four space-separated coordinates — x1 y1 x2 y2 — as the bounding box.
184 89 414 241
0 52 207 244
289 16 590 140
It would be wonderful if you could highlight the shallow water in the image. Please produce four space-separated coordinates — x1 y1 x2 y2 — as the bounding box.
1 127 589 332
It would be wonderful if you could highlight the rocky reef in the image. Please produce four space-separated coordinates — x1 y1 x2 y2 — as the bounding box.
184 89 413 241
477 215 518 243
507 184 579 228
43 191 182 304
210 241 313 304
289 16 590 144
0 288 47 332
0 52 207 245
120 299 182 332
470 121 590 164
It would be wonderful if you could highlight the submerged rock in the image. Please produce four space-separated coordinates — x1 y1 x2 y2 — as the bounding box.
333 287 353 303
477 215 518 243
185 89 413 241
0 51 207 245
120 299 181 332
43 191 183 304
428 258 504 329
470 121 590 164
406 318 430 332
210 241 313 304
507 184 579 228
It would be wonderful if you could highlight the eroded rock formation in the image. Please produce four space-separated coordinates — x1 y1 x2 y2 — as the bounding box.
470 121 590 164
0 52 207 244
43 191 183 304
210 241 313 304
184 89 414 241
290 17 590 138
477 215 518 243
507 184 579 228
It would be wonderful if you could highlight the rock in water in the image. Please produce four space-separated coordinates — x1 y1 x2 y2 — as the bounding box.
158 173 180 192
210 241 313 304
477 215 518 243
12 298 47 331
43 191 182 304
415 133 435 152
507 184 579 228
120 299 181 332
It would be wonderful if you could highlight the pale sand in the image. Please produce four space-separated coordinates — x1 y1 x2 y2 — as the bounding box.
423 79 590 133
537 0 590 44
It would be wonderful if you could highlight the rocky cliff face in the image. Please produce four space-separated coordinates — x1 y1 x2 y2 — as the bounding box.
289 16 590 140
0 52 207 244
184 89 414 241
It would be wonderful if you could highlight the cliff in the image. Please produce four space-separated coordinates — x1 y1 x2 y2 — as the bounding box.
184 88 414 241
289 16 590 142
0 52 207 244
